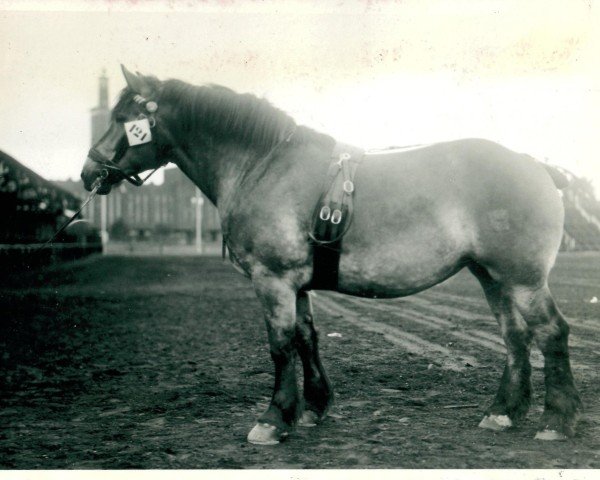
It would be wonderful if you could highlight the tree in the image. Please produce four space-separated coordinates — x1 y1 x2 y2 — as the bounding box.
109 218 130 240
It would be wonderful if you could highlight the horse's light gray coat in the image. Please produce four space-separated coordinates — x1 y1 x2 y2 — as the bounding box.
81 67 582 445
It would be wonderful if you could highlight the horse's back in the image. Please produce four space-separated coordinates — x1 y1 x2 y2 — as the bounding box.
337 139 564 296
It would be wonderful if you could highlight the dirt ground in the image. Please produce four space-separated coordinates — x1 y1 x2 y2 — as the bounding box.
0 253 599 469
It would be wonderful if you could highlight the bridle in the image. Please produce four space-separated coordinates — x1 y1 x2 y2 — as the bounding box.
87 94 169 187
35 93 176 250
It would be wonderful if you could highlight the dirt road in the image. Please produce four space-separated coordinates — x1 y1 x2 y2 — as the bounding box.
0 254 598 468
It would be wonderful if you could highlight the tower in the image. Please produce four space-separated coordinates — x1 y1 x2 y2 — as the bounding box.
90 69 110 250
91 68 110 144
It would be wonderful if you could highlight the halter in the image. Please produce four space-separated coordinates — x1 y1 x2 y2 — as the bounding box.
88 94 167 187
42 95 183 249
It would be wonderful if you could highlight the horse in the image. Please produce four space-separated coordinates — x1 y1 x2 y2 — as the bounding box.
81 65 582 445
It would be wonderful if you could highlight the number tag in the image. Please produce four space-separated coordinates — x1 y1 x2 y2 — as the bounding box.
124 118 152 146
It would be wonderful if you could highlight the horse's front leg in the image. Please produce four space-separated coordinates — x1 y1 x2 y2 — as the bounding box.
295 290 334 427
247 275 301 445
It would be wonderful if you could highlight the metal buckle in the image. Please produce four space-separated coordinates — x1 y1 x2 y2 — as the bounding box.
319 205 331 221
343 180 354 194
336 152 351 167
331 209 342 224
146 101 158 113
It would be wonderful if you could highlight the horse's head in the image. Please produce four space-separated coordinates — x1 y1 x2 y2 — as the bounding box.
81 65 170 194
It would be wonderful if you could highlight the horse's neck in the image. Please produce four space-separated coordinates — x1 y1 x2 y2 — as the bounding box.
171 138 253 211
171 124 336 218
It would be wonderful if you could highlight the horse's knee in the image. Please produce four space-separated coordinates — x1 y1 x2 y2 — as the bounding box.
257 284 298 350
267 328 297 358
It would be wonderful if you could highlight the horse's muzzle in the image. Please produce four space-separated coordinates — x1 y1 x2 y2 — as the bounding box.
81 158 112 194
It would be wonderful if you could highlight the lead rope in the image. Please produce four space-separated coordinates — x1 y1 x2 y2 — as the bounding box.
37 96 176 252
34 174 106 252
38 137 170 253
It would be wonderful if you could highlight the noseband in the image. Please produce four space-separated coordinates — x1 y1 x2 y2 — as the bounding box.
88 94 167 187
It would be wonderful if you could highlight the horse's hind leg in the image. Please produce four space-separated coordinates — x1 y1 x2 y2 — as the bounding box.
470 263 534 431
513 285 582 440
295 291 334 427
471 262 582 439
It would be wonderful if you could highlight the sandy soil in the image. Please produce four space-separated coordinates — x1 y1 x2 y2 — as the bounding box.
0 254 599 468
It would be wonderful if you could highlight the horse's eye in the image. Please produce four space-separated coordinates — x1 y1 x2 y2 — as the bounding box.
115 113 128 123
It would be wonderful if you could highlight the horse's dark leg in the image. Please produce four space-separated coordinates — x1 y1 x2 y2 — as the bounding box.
295 291 334 427
514 285 582 440
247 276 301 445
469 264 534 431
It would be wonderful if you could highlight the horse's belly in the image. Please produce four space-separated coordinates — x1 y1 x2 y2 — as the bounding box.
336 243 466 299
333 190 472 298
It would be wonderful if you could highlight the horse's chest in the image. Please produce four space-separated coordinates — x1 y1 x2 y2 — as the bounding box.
226 211 310 275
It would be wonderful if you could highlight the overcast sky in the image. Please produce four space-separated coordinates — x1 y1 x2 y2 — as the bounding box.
1 0 599 192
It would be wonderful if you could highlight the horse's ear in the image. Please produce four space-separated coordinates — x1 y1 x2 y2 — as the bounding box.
121 64 153 96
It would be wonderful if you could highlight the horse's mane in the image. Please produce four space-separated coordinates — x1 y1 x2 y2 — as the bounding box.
150 79 296 153
114 77 333 164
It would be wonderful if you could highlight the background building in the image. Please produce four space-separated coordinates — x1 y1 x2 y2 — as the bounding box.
0 149 82 244
0 149 101 267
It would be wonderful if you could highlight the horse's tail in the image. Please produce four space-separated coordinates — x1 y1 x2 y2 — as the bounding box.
541 163 571 190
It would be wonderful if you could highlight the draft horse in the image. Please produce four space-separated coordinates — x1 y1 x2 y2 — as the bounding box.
81 66 582 445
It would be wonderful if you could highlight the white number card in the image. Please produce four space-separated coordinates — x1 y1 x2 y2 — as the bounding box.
124 118 152 146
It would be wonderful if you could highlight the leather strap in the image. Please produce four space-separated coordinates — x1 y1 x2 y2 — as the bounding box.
308 143 363 290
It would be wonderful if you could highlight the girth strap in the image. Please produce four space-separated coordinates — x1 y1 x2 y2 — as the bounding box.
308 143 363 290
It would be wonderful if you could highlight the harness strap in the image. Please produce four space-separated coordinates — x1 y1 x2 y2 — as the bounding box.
308 143 363 290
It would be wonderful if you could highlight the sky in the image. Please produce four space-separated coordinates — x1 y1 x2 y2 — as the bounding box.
1 0 600 193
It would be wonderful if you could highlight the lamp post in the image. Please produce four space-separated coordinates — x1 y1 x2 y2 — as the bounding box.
194 188 203 254
100 195 108 253
92 69 110 254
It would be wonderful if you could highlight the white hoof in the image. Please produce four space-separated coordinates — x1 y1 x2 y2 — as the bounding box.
478 414 513 431
298 410 319 427
247 423 287 445
535 429 568 441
